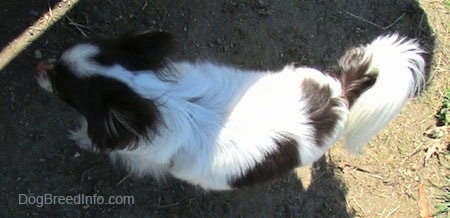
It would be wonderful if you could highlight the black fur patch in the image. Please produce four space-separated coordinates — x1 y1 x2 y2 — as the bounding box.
231 135 300 188
50 63 161 152
301 79 342 147
337 47 378 107
91 31 174 72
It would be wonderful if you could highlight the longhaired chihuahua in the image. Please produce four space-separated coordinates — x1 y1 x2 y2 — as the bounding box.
35 31 425 190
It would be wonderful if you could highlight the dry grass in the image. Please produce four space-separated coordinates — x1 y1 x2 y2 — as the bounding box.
297 1 450 217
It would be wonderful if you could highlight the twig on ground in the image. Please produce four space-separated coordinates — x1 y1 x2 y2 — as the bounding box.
155 196 180 208
142 0 148 10
352 197 367 216
338 161 384 180
68 165 97 192
383 205 401 218
116 174 131 187
310 171 327 185
47 0 53 18
401 142 424 164
65 15 90 37
344 10 406 30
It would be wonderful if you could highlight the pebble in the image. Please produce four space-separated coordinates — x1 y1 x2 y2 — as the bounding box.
34 50 42 59
30 9 39 17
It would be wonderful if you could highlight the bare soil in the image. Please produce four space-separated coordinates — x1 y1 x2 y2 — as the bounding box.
0 0 448 217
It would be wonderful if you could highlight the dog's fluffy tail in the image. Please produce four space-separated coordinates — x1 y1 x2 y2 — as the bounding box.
340 34 426 153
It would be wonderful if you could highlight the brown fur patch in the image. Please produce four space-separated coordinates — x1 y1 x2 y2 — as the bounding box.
301 78 342 147
231 134 300 188
338 47 378 107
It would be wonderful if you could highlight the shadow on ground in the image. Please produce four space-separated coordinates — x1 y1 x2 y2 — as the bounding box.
0 0 434 217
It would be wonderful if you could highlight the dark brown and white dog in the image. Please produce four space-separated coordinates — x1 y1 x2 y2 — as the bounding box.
34 31 425 190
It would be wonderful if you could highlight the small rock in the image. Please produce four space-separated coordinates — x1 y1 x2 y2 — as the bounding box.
34 50 42 59
73 152 81 158
30 9 39 17
424 125 446 139
258 8 270 17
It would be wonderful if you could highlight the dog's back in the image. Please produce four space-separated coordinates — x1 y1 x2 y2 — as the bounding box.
35 32 425 190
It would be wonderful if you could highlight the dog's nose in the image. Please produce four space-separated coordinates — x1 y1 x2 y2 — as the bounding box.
34 59 57 92
35 59 57 76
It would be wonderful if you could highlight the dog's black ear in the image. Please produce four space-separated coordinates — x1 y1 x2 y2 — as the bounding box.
93 31 174 71
121 31 174 56
85 76 161 152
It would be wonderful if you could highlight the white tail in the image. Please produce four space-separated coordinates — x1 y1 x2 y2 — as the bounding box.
344 34 426 153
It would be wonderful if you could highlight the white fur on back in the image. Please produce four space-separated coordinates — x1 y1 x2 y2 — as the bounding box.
63 34 425 190
67 55 345 189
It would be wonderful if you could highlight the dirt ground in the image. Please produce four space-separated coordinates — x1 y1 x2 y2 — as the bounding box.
0 0 448 217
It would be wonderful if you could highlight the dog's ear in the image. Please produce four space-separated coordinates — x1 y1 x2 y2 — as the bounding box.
121 31 174 56
93 31 174 71
85 77 161 152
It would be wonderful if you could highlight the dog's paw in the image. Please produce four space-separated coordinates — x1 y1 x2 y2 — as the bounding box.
68 117 97 152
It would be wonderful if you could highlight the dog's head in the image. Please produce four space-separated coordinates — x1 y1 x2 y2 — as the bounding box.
35 31 174 152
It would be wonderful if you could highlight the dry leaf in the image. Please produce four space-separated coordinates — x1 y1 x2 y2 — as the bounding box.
418 184 431 218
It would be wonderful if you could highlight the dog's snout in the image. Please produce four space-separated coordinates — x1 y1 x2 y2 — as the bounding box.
34 59 57 93
35 59 57 76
